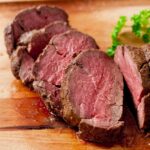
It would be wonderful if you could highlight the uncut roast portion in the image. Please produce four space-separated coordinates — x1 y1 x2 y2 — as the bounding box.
115 45 150 130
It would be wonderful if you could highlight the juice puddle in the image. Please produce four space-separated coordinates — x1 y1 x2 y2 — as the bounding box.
0 97 67 129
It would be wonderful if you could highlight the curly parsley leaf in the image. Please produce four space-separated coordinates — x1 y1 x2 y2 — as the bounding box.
107 16 127 57
131 9 150 43
107 9 150 57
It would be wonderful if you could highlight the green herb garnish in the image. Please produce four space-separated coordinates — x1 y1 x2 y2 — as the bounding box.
131 9 150 43
107 16 126 57
107 9 150 57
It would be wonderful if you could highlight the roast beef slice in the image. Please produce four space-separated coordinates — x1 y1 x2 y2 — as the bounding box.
4 5 68 56
61 49 124 143
33 30 99 116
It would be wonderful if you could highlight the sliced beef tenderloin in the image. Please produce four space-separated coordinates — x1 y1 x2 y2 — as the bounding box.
11 46 34 86
10 21 70 86
17 21 70 59
61 49 124 143
11 46 27 79
114 45 150 130
4 5 68 56
19 51 34 86
33 30 99 116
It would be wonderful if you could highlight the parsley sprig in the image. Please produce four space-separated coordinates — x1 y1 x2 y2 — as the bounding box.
107 9 150 57
107 16 126 57
131 10 150 43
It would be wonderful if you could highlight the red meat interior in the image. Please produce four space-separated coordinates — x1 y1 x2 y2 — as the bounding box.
19 51 34 83
35 31 98 87
68 51 123 121
115 48 143 107
19 22 70 59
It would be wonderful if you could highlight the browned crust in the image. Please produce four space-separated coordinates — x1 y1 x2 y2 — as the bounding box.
33 79 63 117
10 46 27 79
4 24 15 56
78 119 124 144
11 46 34 88
138 93 150 130
33 81 54 115
61 63 81 127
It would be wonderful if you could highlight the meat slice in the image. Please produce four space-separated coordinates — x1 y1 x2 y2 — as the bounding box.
33 30 99 116
11 46 34 86
11 46 27 79
114 45 150 129
4 5 68 56
10 21 70 86
19 51 34 86
61 49 124 143
18 21 70 59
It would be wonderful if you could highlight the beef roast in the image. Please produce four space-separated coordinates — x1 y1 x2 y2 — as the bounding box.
61 49 124 143
10 21 70 86
33 30 99 116
4 5 68 56
114 45 150 130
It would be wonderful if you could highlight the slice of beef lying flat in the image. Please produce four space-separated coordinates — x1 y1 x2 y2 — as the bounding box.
114 45 150 130
10 21 70 86
61 49 124 143
33 30 99 116
4 5 68 56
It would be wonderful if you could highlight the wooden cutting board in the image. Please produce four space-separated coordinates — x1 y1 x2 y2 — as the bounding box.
0 0 150 149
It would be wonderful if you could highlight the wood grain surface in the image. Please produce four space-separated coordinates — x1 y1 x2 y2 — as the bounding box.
0 0 150 149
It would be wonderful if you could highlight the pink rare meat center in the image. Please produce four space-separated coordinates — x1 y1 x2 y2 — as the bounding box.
68 51 123 121
116 48 143 107
36 31 98 87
